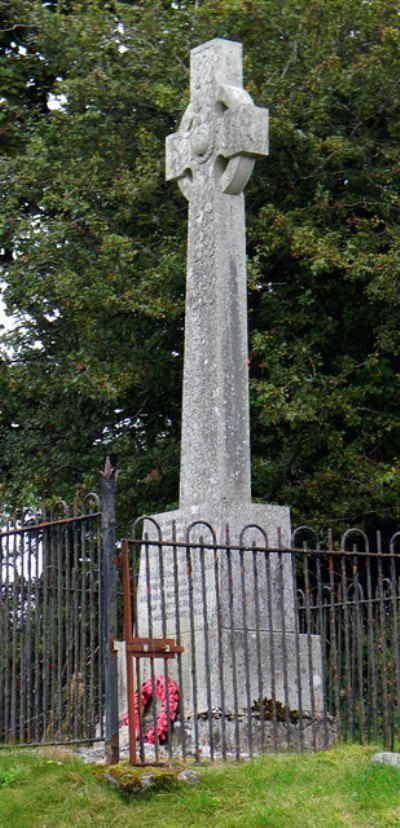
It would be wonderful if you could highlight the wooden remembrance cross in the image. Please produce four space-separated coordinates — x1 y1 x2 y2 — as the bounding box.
166 39 269 510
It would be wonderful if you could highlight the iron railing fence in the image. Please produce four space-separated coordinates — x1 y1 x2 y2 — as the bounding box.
0 497 105 747
295 526 400 752
2 499 399 763
119 520 400 763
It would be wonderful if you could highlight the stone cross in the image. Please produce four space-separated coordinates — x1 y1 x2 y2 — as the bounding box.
137 43 323 726
166 39 268 509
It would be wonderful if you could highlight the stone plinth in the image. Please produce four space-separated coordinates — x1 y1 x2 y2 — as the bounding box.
136 505 323 719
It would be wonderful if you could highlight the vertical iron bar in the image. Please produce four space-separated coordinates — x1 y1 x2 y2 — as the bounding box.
278 533 291 749
239 543 253 757
57 523 63 739
226 525 240 760
80 519 88 738
316 551 328 748
65 522 72 740
4 530 10 741
200 538 214 759
122 539 137 766
389 549 400 747
0 533 4 742
253 543 265 754
96 513 104 739
121 540 137 765
303 547 316 749
290 546 304 751
132 539 144 764
42 527 50 740
33 527 41 741
158 528 173 759
100 458 119 765
136 655 144 763
88 517 96 740
19 530 25 743
265 548 278 750
377 531 389 748
340 551 351 741
144 533 159 762
352 550 365 744
328 533 340 739
172 521 186 759
131 539 144 763
25 531 33 743
186 536 199 761
73 515 80 739
365 548 378 743
214 538 226 760
11 529 18 741
50 523 57 740
348 552 357 743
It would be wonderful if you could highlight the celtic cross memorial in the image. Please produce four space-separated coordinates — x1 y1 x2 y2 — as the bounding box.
136 40 323 735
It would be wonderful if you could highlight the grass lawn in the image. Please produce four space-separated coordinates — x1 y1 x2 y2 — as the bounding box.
0 744 399 828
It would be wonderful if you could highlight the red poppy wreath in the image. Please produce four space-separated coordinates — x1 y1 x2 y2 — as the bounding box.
123 675 179 744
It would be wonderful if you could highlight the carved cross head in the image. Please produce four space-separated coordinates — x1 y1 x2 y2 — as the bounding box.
166 39 269 201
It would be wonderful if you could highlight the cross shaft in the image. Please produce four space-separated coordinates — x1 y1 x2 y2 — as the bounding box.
166 39 268 508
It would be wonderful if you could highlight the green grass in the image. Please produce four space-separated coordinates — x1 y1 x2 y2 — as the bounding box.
0 744 400 828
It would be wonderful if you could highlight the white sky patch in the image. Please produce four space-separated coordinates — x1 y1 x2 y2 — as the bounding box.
0 292 17 333
47 92 67 112
114 19 128 53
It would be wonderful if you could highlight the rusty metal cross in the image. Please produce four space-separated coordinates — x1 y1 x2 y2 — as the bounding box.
119 540 184 765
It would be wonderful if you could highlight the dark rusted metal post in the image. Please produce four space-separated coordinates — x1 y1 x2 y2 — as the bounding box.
100 457 119 764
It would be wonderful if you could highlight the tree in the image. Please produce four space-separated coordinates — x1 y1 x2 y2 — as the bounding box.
0 0 399 535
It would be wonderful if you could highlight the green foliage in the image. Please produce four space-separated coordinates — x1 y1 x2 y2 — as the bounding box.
0 764 24 787
0 0 399 532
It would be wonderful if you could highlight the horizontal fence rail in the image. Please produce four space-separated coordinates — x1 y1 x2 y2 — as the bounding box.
0 498 105 747
120 520 400 762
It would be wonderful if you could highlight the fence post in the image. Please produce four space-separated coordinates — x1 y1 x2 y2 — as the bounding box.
100 457 119 764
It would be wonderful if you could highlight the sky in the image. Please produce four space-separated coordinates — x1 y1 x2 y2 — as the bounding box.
0 295 13 330
0 288 19 339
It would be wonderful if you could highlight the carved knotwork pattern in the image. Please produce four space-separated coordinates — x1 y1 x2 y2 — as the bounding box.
166 41 268 201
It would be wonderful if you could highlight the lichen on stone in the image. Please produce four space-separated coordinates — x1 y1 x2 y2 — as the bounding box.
251 697 301 723
92 761 186 796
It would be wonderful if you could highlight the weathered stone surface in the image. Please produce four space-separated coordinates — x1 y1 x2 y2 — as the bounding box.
141 772 157 789
115 640 128 721
371 752 400 767
139 502 294 635
94 763 181 794
166 39 268 508
74 708 337 763
177 769 200 786
136 506 323 717
192 711 337 755
134 622 322 716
